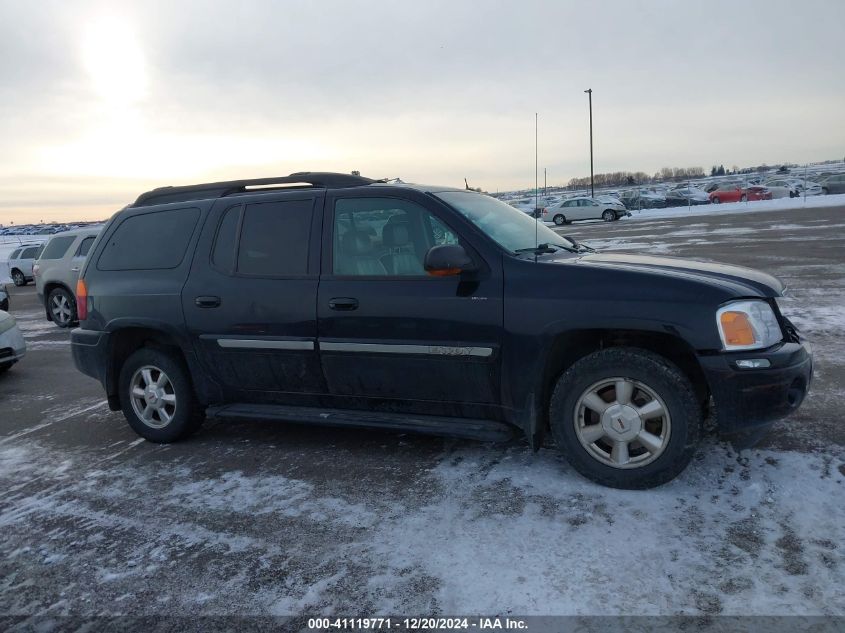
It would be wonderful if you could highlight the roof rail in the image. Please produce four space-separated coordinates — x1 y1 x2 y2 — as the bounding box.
130 172 376 207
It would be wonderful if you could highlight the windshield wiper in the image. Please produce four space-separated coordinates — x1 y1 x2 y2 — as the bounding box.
514 242 578 255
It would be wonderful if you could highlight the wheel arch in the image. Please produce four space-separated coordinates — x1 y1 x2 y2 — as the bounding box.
530 328 709 449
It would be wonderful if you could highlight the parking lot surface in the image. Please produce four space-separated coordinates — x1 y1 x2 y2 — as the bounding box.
1 205 844 618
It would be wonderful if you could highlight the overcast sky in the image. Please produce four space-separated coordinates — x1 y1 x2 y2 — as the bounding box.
1 0 843 224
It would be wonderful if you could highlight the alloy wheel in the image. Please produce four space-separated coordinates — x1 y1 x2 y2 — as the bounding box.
129 365 178 429
573 377 671 469
50 293 73 325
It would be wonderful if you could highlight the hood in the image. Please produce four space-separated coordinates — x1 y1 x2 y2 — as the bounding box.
570 252 785 297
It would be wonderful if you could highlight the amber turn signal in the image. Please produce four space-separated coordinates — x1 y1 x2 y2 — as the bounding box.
76 279 88 320
719 311 755 346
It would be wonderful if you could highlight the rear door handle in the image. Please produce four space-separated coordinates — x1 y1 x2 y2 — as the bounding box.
328 297 359 311
70 267 80 273
195 295 221 308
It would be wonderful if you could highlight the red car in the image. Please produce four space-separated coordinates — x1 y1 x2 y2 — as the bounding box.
709 184 772 204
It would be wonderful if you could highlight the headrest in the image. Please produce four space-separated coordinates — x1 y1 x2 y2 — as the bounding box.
341 230 373 255
382 222 410 248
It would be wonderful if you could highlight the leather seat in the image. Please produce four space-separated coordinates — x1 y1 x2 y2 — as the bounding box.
336 230 387 275
381 222 423 275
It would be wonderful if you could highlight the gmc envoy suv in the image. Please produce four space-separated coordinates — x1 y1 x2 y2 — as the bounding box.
71 172 812 489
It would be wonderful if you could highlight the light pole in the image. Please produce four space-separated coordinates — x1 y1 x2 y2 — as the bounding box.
584 88 594 198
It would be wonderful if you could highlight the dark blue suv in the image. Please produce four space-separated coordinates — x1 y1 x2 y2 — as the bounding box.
71 172 812 489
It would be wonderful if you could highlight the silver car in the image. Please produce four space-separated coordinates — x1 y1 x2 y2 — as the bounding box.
0 310 26 373
34 226 102 328
6 242 43 286
548 197 630 225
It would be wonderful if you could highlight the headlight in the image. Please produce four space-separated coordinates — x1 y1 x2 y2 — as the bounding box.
716 300 782 351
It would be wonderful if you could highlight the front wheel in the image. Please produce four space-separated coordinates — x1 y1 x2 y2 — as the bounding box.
711 196 720 204
553 214 566 226
549 348 702 489
602 210 615 222
822 187 829 195
48 287 76 328
12 270 26 286
740 194 747 202
119 348 204 442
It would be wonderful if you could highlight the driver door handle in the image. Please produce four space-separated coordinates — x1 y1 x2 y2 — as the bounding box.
328 297 359 311
195 295 221 308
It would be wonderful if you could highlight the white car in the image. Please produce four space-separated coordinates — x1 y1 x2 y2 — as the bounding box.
764 179 799 199
547 197 630 225
0 310 26 374
6 242 42 286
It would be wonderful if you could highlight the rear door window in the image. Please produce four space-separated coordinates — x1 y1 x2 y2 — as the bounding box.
236 199 312 276
9 249 21 260
20 247 39 259
75 236 96 258
39 236 76 260
98 208 199 271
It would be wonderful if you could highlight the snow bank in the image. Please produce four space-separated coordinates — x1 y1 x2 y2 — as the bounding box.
625 193 845 222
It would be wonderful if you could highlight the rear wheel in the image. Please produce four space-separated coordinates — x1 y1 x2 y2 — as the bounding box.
711 196 720 204
822 187 829 195
119 348 204 442
549 348 702 489
553 214 566 226
740 194 747 202
11 270 26 286
48 287 76 328
602 210 615 222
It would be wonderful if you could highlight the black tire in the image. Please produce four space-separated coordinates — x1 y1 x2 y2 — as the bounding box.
711 196 720 204
740 194 747 202
822 187 829 195
553 214 566 226
47 287 76 328
0 363 10 375
602 210 615 222
549 347 702 490
119 347 205 443
11 270 26 287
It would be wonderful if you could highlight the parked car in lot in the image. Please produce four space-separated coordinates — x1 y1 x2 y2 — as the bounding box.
0 285 9 312
709 184 772 204
0 310 26 374
619 189 666 210
763 179 799 199
70 172 812 490
819 174 845 195
664 187 710 206
6 243 42 286
547 197 630 224
34 226 102 328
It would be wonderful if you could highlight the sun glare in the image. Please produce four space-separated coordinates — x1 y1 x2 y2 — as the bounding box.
81 15 147 104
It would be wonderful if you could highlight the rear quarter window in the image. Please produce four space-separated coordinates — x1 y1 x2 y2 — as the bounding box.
97 207 200 271
39 236 76 260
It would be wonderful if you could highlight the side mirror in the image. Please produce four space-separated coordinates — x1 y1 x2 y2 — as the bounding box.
424 244 476 277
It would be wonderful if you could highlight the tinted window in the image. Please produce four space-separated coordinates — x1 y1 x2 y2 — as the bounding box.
9 249 21 259
40 236 76 260
21 247 39 258
212 205 241 271
237 199 312 276
75 236 95 257
98 208 199 271
333 198 457 276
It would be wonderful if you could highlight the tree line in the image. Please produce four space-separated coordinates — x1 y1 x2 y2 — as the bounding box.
567 166 705 188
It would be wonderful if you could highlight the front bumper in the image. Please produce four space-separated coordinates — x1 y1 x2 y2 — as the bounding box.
698 341 812 434
0 324 27 366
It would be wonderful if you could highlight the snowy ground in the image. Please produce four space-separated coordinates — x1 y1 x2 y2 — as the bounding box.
1 204 844 619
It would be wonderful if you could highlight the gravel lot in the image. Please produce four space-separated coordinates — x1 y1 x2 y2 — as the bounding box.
1 204 844 620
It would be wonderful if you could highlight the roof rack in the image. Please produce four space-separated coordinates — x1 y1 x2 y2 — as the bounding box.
130 172 376 207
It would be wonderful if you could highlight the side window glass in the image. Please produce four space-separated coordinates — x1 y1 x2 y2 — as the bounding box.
98 208 197 271
212 205 241 272
332 198 454 276
237 199 312 276
10 249 21 260
21 247 37 259
428 215 459 246
75 237 95 258
40 236 76 260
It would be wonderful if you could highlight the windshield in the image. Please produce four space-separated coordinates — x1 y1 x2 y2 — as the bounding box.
435 191 576 253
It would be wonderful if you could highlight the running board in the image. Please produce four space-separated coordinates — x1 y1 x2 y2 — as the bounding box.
207 403 514 442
